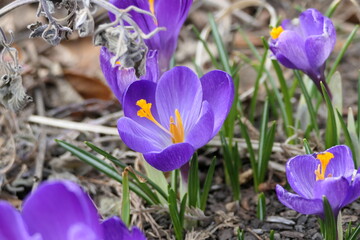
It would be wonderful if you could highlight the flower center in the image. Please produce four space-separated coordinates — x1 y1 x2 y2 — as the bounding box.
136 99 185 143
314 152 334 181
270 26 284 39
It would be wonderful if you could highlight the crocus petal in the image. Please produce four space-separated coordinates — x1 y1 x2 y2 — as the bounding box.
276 185 323 215
143 142 194 171
122 80 170 144
344 173 360 205
155 66 202 134
109 0 157 36
0 201 36 240
273 30 309 71
313 177 350 216
118 117 169 152
100 47 137 103
299 9 326 36
305 33 334 70
102 217 146 240
185 101 214 149
286 155 318 198
325 145 354 178
141 50 160 82
22 181 103 240
200 70 234 136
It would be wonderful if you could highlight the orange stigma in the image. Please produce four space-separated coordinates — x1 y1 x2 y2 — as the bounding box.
270 26 284 39
314 152 334 181
169 109 184 143
137 99 185 143
149 0 155 16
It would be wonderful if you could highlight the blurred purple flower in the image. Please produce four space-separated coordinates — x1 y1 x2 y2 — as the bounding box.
0 181 146 240
100 48 159 104
269 8 336 96
117 66 234 171
276 145 360 218
109 0 193 72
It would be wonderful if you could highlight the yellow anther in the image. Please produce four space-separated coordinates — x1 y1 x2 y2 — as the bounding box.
314 152 334 181
270 26 284 39
169 109 184 143
115 61 121 65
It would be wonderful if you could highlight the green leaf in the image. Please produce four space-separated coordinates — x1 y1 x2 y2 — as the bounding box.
84 141 168 202
208 14 231 74
327 25 359 81
336 109 357 167
238 117 259 191
348 223 360 240
294 70 319 135
192 26 220 69
347 108 360 168
325 0 342 17
303 139 312 154
321 82 339 148
200 157 217 211
322 196 337 240
256 192 266 221
249 44 268 122
168 187 183 240
55 140 155 204
188 154 200 208
237 229 245 240
121 170 130 227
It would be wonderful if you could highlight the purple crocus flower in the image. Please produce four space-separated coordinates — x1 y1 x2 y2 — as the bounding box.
109 0 193 72
276 145 360 218
0 180 146 240
117 66 234 171
100 48 159 104
269 8 336 96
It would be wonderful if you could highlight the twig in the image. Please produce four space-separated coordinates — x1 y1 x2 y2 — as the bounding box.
28 115 119 135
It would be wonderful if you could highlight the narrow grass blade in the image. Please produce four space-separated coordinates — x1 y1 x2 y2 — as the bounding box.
321 82 339 148
294 70 319 135
259 121 276 183
322 196 337 240
200 157 217 211
192 25 220 69
208 14 231 73
256 192 266 221
327 25 359 81
55 140 154 204
85 141 168 201
271 59 294 135
238 117 259 191
349 223 360 240
221 134 240 200
121 170 130 227
303 139 312 154
325 0 342 17
336 109 357 167
348 108 360 167
188 154 200 208
179 193 187 228
269 230 275 240
168 187 183 240
237 229 245 240
249 46 268 122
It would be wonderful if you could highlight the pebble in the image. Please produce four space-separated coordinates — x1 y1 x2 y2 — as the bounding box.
267 216 296 225
280 231 304 238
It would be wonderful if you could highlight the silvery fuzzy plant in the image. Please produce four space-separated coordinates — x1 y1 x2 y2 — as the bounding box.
0 28 32 111
0 0 164 111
